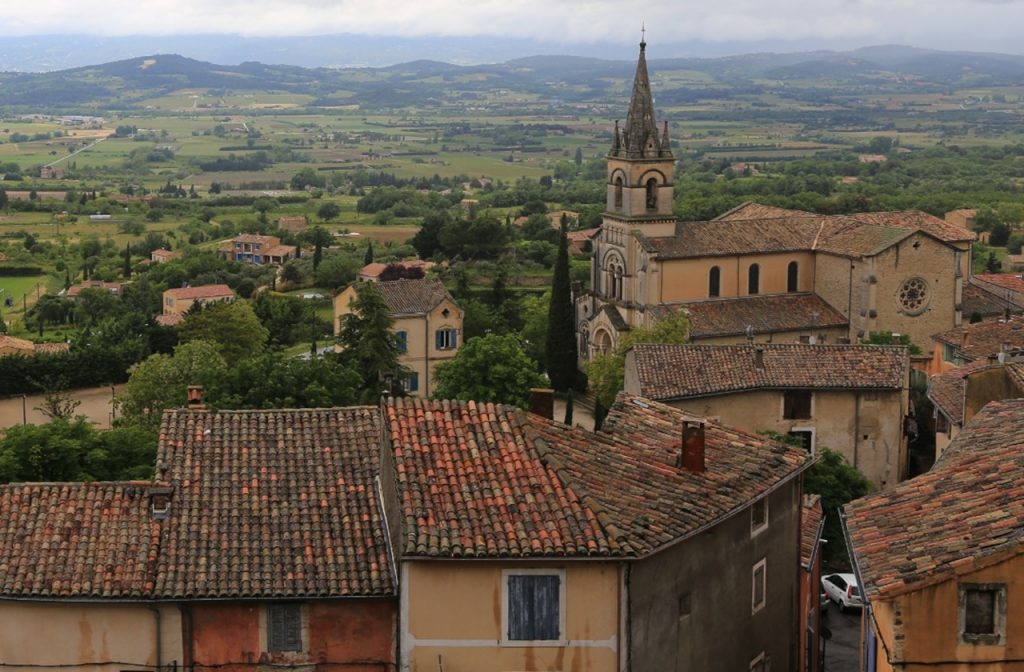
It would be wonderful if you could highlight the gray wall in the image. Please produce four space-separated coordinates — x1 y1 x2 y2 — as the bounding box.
627 477 803 672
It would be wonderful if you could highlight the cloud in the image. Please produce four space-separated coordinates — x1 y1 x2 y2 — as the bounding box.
1 0 1024 54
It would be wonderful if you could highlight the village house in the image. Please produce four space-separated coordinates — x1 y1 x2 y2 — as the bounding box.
944 208 977 230
971 273 1024 307
0 401 399 672
150 248 180 264
276 214 308 233
66 280 124 300
926 314 1024 376
960 280 1024 323
800 495 826 672
0 335 70 357
356 259 435 282
161 284 234 316
576 43 975 363
623 343 911 490
219 234 297 265
334 278 462 397
844 398 1024 671
928 357 1024 456
381 392 812 672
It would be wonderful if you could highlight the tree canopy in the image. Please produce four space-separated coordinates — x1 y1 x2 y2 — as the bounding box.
179 300 269 364
433 333 546 408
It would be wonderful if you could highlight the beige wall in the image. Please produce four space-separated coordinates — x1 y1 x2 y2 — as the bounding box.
639 388 906 490
163 292 232 316
870 554 1024 669
814 254 857 322
690 326 850 346
655 252 815 304
402 561 620 672
606 157 675 219
0 602 182 672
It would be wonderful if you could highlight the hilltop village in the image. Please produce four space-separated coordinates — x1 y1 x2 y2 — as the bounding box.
0 40 1023 672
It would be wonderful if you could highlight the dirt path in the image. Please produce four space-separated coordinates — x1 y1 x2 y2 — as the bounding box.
0 384 124 430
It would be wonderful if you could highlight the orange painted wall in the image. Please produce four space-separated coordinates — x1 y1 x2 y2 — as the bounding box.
188 599 395 672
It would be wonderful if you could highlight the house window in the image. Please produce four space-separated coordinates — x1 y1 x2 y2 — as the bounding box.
752 559 767 614
943 343 957 363
404 372 419 393
788 261 799 292
394 330 408 353
959 583 1006 645
788 430 814 454
503 570 565 644
783 390 812 420
435 329 458 351
709 266 721 298
645 177 658 210
267 604 303 652
748 264 760 295
751 497 769 537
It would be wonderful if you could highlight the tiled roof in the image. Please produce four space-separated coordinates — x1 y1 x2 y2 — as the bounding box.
814 220 914 258
931 316 1024 362
845 399 1024 599
714 201 814 221
232 234 279 245
669 293 848 340
0 335 35 352
164 284 234 301
384 397 620 558
571 394 810 556
264 244 297 257
926 359 989 424
962 281 1024 319
155 314 184 327
67 281 123 297
845 211 975 244
629 343 908 400
33 342 69 354
151 249 179 260
973 273 1024 296
645 217 821 258
801 495 824 570
0 482 162 599
155 407 394 598
601 303 629 331
376 278 453 315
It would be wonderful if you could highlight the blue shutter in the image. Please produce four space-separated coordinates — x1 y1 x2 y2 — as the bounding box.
451 330 458 348
435 330 443 350
508 575 560 641
408 372 419 392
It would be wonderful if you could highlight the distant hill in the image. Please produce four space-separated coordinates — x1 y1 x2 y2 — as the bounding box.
1 45 1024 110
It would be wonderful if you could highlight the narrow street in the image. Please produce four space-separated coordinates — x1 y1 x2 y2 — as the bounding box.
823 606 862 672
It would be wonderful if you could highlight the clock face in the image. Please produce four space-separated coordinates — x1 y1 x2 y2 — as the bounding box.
897 277 929 315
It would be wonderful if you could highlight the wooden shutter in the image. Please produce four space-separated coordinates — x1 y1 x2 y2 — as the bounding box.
508 574 560 641
435 330 443 350
268 604 303 652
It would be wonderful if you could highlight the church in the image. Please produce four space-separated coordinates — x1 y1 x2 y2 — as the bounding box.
576 41 976 363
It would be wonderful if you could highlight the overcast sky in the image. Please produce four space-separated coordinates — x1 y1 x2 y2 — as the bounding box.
2 0 1023 56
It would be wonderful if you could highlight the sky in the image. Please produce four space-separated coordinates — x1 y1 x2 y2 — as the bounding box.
2 0 1024 56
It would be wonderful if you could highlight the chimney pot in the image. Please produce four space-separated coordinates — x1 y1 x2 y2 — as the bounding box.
754 346 765 371
528 388 555 420
187 385 205 410
681 421 706 473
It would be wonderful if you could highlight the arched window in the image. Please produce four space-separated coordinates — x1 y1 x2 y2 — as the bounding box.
709 266 721 298
748 263 760 295
614 176 623 209
645 177 658 210
614 264 624 300
787 261 799 292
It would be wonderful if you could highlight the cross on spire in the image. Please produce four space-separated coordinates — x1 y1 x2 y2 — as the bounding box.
641 23 646 49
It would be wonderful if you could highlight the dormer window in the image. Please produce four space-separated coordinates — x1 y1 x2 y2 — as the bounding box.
149 490 172 519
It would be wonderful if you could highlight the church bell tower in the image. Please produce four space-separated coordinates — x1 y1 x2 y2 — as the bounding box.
605 38 676 230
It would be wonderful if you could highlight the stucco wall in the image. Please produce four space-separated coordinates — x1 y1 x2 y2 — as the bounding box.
402 561 620 672
871 554 1024 669
812 254 856 323
187 599 395 672
628 481 802 672
658 388 905 490
655 252 815 304
0 602 182 672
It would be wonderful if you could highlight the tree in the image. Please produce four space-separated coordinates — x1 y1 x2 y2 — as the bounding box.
116 340 227 430
986 250 1001 274
546 223 577 391
336 282 406 402
317 201 341 222
433 333 546 408
303 225 332 272
179 301 269 364
412 211 449 259
574 147 583 167
804 447 871 568
35 387 81 421
0 187 7 210
585 311 690 413
252 197 278 225
122 243 132 278
364 242 374 266
252 292 322 347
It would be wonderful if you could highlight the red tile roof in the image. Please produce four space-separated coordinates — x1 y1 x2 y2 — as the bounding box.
0 482 162 599
961 281 1024 319
931 316 1024 362
667 293 848 340
164 284 234 301
155 313 184 327
973 272 1024 296
376 278 454 315
846 399 1024 599
384 397 620 558
155 407 394 598
32 342 69 355
714 202 812 221
629 343 909 400
801 495 824 570
926 359 989 424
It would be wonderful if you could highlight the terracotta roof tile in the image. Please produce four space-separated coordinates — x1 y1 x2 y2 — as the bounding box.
961 281 1024 319
846 399 1024 599
973 273 1024 295
666 293 848 340
643 217 822 258
801 495 824 569
931 316 1024 362
0 335 35 352
155 313 184 327
376 278 453 315
714 202 813 221
155 407 394 598
629 343 909 400
0 482 163 599
164 284 234 301
926 359 989 424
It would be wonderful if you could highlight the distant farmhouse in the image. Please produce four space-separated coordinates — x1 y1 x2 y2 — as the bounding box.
577 45 975 362
219 234 297 265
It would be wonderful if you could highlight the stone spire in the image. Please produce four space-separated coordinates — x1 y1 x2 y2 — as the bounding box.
614 39 672 160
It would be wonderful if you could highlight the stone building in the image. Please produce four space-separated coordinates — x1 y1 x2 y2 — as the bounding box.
576 44 975 361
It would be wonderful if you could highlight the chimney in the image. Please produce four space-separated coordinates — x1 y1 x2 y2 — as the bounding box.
680 421 706 473
528 388 555 420
187 384 206 410
961 330 970 349
754 346 765 371
148 486 173 520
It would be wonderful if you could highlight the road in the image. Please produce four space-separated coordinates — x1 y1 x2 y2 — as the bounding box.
43 135 107 168
0 384 123 430
823 605 862 672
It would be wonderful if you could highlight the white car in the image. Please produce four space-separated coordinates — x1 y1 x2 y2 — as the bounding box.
821 573 863 611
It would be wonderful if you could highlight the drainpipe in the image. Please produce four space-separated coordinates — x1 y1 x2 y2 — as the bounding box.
148 605 162 672
853 392 861 473
423 311 430 396
848 261 855 335
180 604 194 672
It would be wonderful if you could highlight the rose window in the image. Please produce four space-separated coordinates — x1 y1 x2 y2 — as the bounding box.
897 277 929 315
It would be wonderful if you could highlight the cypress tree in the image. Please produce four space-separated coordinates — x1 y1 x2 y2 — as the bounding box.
546 222 577 391
364 242 374 266
123 243 132 278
